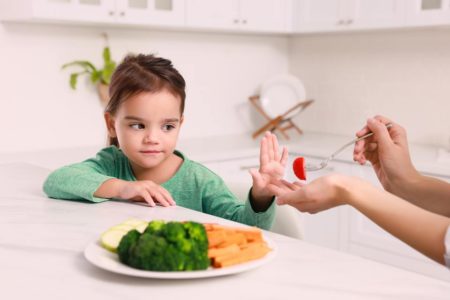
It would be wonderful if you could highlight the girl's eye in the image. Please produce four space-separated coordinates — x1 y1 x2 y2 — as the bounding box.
162 124 175 131
130 123 145 130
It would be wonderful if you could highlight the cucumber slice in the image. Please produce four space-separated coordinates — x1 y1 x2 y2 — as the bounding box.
122 218 146 227
100 229 128 252
110 224 134 232
135 222 149 233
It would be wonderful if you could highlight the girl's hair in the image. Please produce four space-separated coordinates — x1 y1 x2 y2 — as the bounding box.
105 54 186 147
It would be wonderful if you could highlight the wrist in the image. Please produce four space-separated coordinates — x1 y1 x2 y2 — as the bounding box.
333 174 369 207
250 187 273 212
389 167 422 198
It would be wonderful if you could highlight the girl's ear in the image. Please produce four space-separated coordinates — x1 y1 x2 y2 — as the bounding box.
104 112 117 138
180 115 184 126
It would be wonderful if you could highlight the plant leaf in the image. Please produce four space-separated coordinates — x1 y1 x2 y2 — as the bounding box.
101 61 116 84
103 47 112 64
69 73 79 89
91 70 101 83
62 60 97 73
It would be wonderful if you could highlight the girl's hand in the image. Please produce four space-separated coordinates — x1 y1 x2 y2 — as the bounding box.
118 180 176 207
250 132 288 206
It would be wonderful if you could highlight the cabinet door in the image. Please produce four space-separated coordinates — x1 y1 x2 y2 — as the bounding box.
238 0 288 32
33 0 115 22
116 0 185 26
348 165 450 281
186 0 239 30
350 0 405 29
285 155 352 250
405 0 450 26
293 0 344 32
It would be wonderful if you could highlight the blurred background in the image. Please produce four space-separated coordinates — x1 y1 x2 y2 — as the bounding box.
0 0 449 152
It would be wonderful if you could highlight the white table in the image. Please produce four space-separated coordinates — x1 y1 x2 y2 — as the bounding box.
1 163 449 300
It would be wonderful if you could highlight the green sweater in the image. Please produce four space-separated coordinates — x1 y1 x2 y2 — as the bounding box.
43 146 275 230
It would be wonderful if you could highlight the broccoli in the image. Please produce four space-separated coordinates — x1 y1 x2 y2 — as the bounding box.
117 220 210 271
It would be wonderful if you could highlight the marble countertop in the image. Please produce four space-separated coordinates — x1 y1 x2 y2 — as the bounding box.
1 163 449 299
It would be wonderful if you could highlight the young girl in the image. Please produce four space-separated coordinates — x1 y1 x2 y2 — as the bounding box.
43 54 288 230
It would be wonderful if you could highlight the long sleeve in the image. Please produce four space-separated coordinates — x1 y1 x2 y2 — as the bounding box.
43 147 125 202
200 175 276 230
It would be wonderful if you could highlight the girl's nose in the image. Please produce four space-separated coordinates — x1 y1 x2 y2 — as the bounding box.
143 130 159 144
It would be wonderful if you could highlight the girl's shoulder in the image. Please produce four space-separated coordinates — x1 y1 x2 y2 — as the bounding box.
175 151 222 180
94 146 125 161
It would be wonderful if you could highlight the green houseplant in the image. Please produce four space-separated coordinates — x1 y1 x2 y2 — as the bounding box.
62 43 116 107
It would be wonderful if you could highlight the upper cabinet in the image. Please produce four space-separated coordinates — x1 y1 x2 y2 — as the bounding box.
405 0 450 26
0 0 185 27
185 0 290 33
2 0 450 34
293 0 406 33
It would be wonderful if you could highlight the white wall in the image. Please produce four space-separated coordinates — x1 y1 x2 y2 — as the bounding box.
289 29 450 147
0 23 289 152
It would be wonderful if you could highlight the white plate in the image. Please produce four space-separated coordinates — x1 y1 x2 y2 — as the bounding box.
259 74 306 119
84 234 277 279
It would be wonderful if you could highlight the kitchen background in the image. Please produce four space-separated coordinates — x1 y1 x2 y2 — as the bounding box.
1 16 450 152
1 0 450 281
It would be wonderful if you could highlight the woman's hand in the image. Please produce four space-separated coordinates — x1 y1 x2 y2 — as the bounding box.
250 132 288 209
267 175 351 214
353 116 420 194
96 178 176 207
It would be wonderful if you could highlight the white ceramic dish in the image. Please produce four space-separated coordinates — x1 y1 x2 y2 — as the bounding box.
259 74 306 119
84 234 277 279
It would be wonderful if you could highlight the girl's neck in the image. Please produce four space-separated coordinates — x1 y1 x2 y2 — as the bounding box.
131 153 183 184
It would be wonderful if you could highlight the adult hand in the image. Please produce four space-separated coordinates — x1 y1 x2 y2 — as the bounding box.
353 116 419 193
268 175 349 214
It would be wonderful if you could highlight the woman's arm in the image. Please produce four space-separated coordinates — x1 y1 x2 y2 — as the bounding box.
340 176 450 265
272 175 450 265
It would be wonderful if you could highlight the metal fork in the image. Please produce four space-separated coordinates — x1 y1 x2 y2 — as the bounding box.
305 123 393 171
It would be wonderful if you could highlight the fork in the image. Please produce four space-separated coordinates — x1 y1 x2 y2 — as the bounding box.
305 123 393 171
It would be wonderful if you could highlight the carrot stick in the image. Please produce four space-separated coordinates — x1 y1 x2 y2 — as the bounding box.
208 244 240 258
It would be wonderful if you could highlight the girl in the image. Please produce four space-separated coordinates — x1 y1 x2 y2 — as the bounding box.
43 54 288 230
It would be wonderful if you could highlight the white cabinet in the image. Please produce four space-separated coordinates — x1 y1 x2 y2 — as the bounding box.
185 0 289 33
0 0 185 27
116 0 185 26
405 0 450 26
293 0 405 33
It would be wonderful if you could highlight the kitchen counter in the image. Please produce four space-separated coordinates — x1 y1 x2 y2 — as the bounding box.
1 132 449 177
1 162 449 299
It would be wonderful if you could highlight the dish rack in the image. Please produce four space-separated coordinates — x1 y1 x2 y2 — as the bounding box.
249 95 314 140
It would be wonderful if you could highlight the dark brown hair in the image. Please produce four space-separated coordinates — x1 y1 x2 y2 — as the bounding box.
105 54 186 146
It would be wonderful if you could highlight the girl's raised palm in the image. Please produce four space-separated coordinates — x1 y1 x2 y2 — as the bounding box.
250 132 288 199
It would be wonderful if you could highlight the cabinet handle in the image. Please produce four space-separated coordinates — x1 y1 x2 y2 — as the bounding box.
233 19 239 24
120 11 125 17
346 19 353 25
108 11 115 16
242 19 247 24
337 19 345 25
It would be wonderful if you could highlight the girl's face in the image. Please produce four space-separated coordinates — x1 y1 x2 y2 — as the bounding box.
105 89 183 170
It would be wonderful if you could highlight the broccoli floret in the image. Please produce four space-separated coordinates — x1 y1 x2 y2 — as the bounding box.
117 220 210 271
143 220 165 235
117 229 141 264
